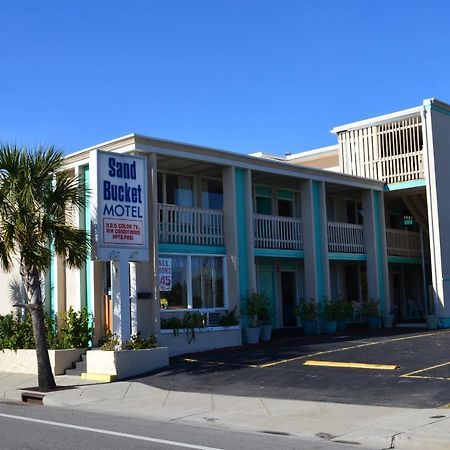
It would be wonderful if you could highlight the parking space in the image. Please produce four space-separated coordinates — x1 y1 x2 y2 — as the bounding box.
135 328 450 408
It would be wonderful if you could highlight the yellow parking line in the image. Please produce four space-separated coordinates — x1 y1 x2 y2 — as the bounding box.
400 361 450 378
259 330 450 368
304 360 399 370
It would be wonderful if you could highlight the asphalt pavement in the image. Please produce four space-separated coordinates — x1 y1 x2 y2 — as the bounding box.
137 327 450 408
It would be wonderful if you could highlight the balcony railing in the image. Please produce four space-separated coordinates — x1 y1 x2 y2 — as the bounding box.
386 228 427 258
338 115 424 184
254 214 303 250
158 204 224 246
327 222 365 253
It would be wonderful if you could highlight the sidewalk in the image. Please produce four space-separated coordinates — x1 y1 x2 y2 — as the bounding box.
1 372 450 449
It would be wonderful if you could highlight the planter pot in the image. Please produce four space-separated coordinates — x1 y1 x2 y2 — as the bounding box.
245 327 261 344
426 314 440 330
325 320 337 334
440 317 450 329
260 324 272 341
84 347 169 381
337 319 349 332
382 314 395 329
302 319 318 336
367 316 381 329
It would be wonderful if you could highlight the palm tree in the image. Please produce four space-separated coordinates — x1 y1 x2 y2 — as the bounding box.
0 145 89 391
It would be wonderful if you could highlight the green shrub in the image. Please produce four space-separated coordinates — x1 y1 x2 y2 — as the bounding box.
59 307 93 348
295 298 320 321
242 291 269 327
219 307 240 326
101 332 158 350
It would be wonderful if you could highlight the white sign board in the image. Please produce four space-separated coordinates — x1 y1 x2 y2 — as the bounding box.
90 150 149 261
159 258 172 291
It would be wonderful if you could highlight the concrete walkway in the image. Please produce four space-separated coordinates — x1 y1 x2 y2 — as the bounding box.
1 372 450 449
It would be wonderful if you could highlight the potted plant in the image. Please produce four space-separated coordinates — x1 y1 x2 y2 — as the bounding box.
334 298 353 331
363 298 381 329
324 300 340 334
382 306 395 329
258 300 273 342
242 291 268 344
296 298 319 336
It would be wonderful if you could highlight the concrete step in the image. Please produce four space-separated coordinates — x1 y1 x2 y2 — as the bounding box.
64 352 87 376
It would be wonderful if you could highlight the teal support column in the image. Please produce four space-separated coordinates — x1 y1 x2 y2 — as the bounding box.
301 180 330 314
235 168 250 299
81 166 93 318
373 191 389 311
363 189 389 313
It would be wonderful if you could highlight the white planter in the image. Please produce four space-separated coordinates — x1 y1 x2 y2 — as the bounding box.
85 347 169 381
382 315 395 329
159 326 241 356
0 348 86 375
245 327 260 344
426 314 440 330
260 324 272 341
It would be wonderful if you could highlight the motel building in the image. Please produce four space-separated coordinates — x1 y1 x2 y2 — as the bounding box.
1 97 450 356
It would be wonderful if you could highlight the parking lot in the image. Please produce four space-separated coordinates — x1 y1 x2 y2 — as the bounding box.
136 328 450 408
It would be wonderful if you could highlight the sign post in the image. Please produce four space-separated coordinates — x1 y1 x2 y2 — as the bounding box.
90 150 149 343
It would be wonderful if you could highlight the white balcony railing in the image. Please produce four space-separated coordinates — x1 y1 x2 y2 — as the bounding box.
338 115 424 183
158 204 224 246
386 228 426 258
327 222 365 253
254 214 303 250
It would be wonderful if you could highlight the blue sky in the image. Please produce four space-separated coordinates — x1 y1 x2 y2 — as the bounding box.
1 0 450 156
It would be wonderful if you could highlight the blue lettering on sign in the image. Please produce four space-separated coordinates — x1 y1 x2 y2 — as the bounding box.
103 204 143 218
108 157 137 179
103 181 142 203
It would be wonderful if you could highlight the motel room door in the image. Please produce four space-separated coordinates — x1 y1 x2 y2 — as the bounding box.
281 271 296 327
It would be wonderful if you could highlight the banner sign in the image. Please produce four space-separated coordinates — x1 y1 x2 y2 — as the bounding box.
159 258 172 291
90 150 149 261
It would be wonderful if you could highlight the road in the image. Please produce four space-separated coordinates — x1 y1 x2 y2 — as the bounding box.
0 400 373 450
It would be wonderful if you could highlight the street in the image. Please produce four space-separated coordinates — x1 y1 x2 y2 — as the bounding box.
0 401 370 450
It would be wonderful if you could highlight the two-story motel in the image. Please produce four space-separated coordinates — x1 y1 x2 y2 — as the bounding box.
2 97 449 356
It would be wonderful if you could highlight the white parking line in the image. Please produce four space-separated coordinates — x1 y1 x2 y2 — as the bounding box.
0 412 223 450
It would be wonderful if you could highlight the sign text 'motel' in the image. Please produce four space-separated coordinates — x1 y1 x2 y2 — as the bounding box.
91 150 149 261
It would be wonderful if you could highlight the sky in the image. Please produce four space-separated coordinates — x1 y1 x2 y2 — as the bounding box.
1 0 450 156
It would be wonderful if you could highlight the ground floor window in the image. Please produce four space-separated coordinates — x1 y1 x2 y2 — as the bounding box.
159 254 225 310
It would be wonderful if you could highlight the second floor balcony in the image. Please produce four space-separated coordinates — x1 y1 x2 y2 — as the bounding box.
157 204 428 258
158 203 224 246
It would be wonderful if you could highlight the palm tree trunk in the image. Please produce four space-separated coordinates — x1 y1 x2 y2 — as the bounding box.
22 266 56 391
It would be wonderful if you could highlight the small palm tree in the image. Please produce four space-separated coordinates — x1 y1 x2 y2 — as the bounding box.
0 145 89 390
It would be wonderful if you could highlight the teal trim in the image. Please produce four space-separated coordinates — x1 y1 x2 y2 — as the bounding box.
329 253 367 261
312 181 325 302
159 244 226 255
49 242 56 317
82 166 93 317
424 101 450 117
384 179 427 191
255 185 272 197
280 262 296 271
254 248 304 259
388 256 430 265
236 169 249 302
373 192 386 308
277 189 293 200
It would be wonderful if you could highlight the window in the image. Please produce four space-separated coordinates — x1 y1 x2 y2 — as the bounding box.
192 256 224 308
159 254 225 310
160 256 188 309
165 173 194 207
256 196 272 214
201 179 223 210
